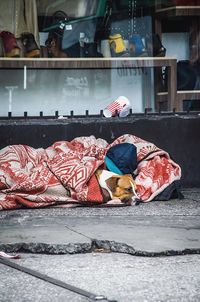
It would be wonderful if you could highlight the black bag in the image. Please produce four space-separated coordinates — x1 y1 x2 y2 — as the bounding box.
62 18 97 50
145 34 166 57
164 60 198 91
177 60 197 90
43 11 96 46
43 10 68 38
153 180 184 201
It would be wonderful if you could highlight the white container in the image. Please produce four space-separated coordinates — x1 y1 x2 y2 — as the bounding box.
103 96 131 118
100 39 111 57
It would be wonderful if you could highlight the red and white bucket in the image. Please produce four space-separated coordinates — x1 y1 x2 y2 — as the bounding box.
103 96 131 118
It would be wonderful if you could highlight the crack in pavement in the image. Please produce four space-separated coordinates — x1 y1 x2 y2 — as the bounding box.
0 241 200 257
1 216 199 258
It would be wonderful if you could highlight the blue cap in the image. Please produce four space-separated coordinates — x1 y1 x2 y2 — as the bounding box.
105 156 123 175
105 143 137 175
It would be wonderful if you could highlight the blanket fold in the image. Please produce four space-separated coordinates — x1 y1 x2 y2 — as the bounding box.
0 134 181 210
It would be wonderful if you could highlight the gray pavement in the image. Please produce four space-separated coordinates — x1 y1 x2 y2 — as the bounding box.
0 188 200 301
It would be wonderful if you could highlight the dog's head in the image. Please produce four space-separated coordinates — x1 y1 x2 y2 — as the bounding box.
96 170 137 204
105 174 136 203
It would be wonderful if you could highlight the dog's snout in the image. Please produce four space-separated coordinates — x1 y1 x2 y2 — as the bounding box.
121 196 132 203
134 198 142 205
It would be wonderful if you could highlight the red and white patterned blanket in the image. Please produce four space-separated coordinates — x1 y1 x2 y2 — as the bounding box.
0 134 181 210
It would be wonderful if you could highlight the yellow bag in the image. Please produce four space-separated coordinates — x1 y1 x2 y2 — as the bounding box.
109 34 126 54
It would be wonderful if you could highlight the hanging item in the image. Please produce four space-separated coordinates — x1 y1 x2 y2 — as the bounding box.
129 0 137 37
0 0 39 46
145 34 166 57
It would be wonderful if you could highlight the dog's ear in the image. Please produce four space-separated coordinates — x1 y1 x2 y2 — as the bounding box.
126 174 136 189
105 176 119 192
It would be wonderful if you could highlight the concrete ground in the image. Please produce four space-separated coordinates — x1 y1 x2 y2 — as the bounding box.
0 188 200 302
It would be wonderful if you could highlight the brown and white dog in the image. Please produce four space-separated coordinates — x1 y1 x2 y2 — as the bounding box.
95 169 139 204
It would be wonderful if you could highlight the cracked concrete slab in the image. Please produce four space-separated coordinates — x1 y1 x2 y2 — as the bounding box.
1 191 200 302
0 213 199 255
1 253 200 302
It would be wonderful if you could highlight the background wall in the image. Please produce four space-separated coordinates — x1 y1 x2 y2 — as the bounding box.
162 32 189 61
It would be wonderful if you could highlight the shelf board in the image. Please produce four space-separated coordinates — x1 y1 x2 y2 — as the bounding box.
0 57 177 69
158 90 200 95
155 6 200 18
157 90 200 102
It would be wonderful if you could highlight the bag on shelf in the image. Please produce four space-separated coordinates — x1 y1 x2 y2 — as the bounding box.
43 10 98 58
80 42 103 58
109 34 129 57
44 10 68 38
44 10 68 57
145 34 166 57
129 34 147 57
177 60 198 90
61 18 97 52
164 60 198 91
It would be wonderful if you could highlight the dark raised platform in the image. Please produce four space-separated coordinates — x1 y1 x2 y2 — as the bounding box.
0 113 199 188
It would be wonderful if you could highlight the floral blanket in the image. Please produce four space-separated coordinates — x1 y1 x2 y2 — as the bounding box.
0 134 181 210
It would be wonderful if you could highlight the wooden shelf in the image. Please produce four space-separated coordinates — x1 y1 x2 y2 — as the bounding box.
0 57 177 111
155 6 200 18
0 57 177 69
158 90 200 97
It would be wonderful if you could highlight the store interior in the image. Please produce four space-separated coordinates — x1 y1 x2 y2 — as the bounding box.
0 0 199 117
